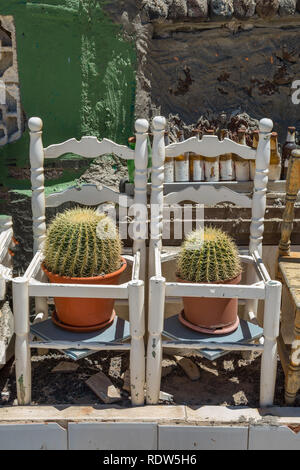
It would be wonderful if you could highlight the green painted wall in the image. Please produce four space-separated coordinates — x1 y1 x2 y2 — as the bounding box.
0 0 136 193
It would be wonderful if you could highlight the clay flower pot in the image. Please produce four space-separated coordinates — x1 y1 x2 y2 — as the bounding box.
177 273 242 335
42 258 127 332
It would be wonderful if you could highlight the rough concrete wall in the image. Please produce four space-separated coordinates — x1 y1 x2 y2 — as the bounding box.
136 14 300 143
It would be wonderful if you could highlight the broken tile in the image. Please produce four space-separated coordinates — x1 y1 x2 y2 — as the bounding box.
86 371 122 404
51 362 79 373
174 356 200 381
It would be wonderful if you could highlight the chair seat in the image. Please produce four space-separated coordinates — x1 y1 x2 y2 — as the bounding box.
31 316 130 360
279 260 300 309
163 314 263 361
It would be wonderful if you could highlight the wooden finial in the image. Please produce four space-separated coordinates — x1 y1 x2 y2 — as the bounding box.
28 117 43 133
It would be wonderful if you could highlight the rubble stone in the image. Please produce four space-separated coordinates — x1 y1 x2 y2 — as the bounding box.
139 0 298 19
256 0 279 18
279 0 297 15
168 0 188 19
187 0 208 17
233 0 256 17
210 0 234 17
141 0 169 21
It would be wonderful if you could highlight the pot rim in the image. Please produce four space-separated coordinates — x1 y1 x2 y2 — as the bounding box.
41 257 127 282
176 271 242 285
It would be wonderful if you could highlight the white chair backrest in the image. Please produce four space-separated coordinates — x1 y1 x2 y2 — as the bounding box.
150 116 273 257
28 117 149 278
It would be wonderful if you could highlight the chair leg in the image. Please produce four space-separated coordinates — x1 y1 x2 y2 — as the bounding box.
243 263 259 322
260 280 282 407
285 368 300 405
128 280 145 406
146 276 165 405
34 269 49 323
285 314 300 404
13 277 31 405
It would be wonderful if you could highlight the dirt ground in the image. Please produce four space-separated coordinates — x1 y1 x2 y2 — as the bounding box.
0 348 292 408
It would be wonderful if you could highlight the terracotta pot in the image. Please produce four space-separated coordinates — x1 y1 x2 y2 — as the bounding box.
177 273 242 335
42 258 127 332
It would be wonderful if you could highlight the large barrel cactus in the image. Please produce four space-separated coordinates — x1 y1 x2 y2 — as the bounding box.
44 208 122 278
177 227 242 283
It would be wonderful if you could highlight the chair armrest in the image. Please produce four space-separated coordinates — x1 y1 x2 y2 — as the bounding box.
24 251 44 280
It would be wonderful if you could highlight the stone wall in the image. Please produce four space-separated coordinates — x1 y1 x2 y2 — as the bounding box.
134 0 300 144
140 0 300 22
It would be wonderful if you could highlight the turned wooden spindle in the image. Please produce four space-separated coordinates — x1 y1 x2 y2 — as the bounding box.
249 118 273 257
28 117 46 255
133 118 149 284
149 116 166 279
279 149 300 258
29 117 49 323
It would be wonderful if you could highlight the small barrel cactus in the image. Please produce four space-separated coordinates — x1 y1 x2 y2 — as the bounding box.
177 227 242 283
44 208 122 278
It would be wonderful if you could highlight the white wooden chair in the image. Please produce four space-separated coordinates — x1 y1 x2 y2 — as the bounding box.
13 117 149 406
0 216 14 366
146 116 282 407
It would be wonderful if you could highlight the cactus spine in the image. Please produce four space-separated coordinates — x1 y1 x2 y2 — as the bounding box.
44 208 122 278
177 227 242 283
